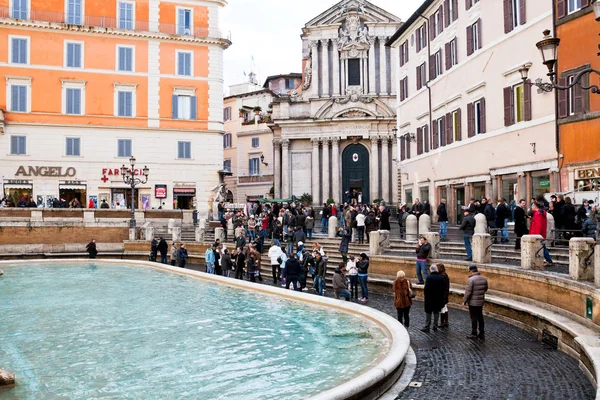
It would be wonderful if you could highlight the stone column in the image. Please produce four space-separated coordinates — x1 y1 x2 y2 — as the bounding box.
273 139 281 199
405 214 418 241
129 228 136 241
362 57 368 94
227 218 234 238
312 138 321 205
331 137 340 203
321 40 330 97
473 233 492 264
328 215 339 239
370 136 380 202
418 214 431 236
569 238 595 281
379 38 388 95
521 234 544 270
322 138 331 201
311 41 320 98
390 45 397 95
381 136 390 203
368 39 376 94
332 41 340 96
144 225 155 241
281 139 290 198
423 232 440 259
369 230 390 256
195 225 205 242
341 58 346 95
474 213 487 234
595 244 600 287
392 136 399 203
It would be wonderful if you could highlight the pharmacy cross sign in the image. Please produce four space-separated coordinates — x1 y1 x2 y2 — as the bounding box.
101 175 109 183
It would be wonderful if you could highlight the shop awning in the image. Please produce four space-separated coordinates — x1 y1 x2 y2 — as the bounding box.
3 184 33 189
59 184 87 190
174 188 196 194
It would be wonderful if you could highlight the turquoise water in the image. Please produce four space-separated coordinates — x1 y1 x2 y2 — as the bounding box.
0 263 389 399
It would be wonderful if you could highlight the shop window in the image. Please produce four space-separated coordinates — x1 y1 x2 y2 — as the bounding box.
177 141 191 159
176 51 193 76
118 1 134 30
117 139 132 158
347 58 361 86
177 8 193 35
65 42 83 68
67 0 83 25
249 157 260 176
10 37 28 64
66 137 81 156
404 189 413 204
420 186 430 203
117 46 134 72
12 0 28 19
172 94 197 120
251 137 260 148
10 135 26 155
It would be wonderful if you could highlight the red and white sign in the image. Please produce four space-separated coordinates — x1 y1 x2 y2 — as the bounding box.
101 167 144 183
155 185 167 198
352 153 359 162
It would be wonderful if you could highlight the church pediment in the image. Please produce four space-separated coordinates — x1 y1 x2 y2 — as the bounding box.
314 98 395 120
304 0 402 27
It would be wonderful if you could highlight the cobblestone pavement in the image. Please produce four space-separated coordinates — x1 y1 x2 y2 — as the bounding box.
183 264 595 400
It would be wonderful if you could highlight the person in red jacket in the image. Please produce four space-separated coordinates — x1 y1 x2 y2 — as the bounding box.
529 202 553 265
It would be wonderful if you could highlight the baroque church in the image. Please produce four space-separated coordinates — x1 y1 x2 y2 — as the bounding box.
270 0 402 205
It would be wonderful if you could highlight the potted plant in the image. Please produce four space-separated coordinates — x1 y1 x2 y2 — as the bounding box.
238 108 245 118
253 106 262 114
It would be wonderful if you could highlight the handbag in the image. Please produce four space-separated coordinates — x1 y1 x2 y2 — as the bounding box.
408 282 416 299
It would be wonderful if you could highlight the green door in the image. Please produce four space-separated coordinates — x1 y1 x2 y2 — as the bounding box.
342 144 370 204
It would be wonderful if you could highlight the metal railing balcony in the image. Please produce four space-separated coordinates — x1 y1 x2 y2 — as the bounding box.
0 7 231 41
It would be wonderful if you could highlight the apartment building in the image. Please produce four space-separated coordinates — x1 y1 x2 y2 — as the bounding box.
388 0 557 222
0 0 230 215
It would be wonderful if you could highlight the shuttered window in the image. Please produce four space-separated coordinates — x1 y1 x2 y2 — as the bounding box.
504 0 526 33
11 37 28 64
67 0 82 25
10 85 27 112
12 0 28 19
172 95 197 120
66 138 81 156
66 42 82 68
177 51 192 76
178 141 192 159
444 0 458 26
251 137 260 148
445 38 458 70
118 2 134 30
503 83 531 126
10 136 26 155
65 88 82 115
117 91 133 117
558 69 589 118
117 139 132 158
177 8 192 35
467 98 486 137
117 46 133 72
466 19 482 56
249 158 260 176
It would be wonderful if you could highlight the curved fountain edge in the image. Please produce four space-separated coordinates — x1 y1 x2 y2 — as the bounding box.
0 258 411 400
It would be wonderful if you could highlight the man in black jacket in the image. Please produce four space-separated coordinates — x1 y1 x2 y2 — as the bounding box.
495 199 510 244
321 203 331 233
514 199 528 250
284 253 303 291
415 236 431 284
437 199 448 241
158 237 168 264
482 198 496 240
422 264 445 333
460 210 476 261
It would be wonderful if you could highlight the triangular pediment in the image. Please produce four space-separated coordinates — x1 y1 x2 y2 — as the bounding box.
305 0 402 27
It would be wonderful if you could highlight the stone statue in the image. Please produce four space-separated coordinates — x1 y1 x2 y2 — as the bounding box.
302 55 312 90
209 183 228 221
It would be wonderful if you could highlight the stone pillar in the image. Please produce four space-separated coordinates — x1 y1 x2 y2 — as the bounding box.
418 214 431 236
144 225 154 241
389 45 396 95
172 226 182 242
370 136 380 202
423 232 440 259
474 213 487 234
341 57 346 95
379 38 388 95
281 139 290 198
473 233 492 264
332 137 340 203
595 244 600 287
311 41 320 97
214 227 225 242
405 214 418 241
546 213 555 245
31 209 42 221
381 136 390 203
195 225 205 242
273 139 281 199
321 40 330 97
328 215 339 239
83 210 95 223
322 138 331 202
332 41 340 96
368 39 376 94
312 138 321 205
521 235 544 270
569 238 595 281
369 230 390 256
227 218 234 238
168 218 175 234
392 136 399 203
129 228 136 241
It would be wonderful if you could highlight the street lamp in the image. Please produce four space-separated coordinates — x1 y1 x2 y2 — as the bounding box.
121 156 149 231
520 30 600 93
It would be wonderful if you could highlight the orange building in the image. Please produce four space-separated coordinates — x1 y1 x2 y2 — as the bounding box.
554 0 600 202
0 0 230 215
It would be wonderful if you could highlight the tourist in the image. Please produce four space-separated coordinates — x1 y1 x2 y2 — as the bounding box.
496 199 510 243
292 227 306 252
337 227 352 264
170 243 177 266
514 199 529 250
247 215 257 242
562 197 577 240
397 204 406 239
100 199 109 209
462 266 489 341
247 252 258 282
347 255 359 300
205 245 215 274
305 214 314 240
357 253 369 302
177 244 188 268
415 236 431 285
421 265 445 333
312 241 325 256
460 209 476 261
365 209 377 242
250 247 263 282
582 212 598 238
255 226 268 253
321 203 330 233
356 210 366 244
378 204 391 231
158 237 168 264
279 244 288 287
393 270 413 328
234 247 245 280
437 199 448 241
268 240 284 284
284 252 302 291
221 248 233 278
86 239 97 259
272 220 283 242
332 263 351 301
235 230 246 250
150 237 158 262
529 202 553 266
313 251 327 296
438 263 450 328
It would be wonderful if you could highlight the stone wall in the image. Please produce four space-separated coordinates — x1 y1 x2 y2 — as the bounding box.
0 226 129 245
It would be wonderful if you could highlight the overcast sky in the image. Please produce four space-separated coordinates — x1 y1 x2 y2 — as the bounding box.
221 0 422 92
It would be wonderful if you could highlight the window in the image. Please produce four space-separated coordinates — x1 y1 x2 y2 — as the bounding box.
400 134 412 161
285 78 295 89
503 83 531 126
223 159 232 172
65 88 82 115
117 139 132 157
117 46 134 72
568 76 575 115
12 0 28 19
466 0 481 9
117 91 133 117
10 37 28 64
65 42 83 68
399 77 408 101
347 58 361 86
251 137 260 148
467 98 486 137
172 94 197 120
558 70 588 117
434 50 443 78
10 136 26 155
399 41 409 66
514 83 525 123
435 8 443 36
445 38 457 70
435 117 445 148
177 8 193 35
176 51 192 76
467 19 482 56
568 0 583 14
445 0 458 26
249 157 260 176
452 110 460 142
10 84 27 112
416 24 427 52
223 133 232 148
67 0 82 25
416 125 429 155
504 0 526 33
224 107 232 122
118 1 134 30
66 138 81 156
416 62 427 90
178 141 191 159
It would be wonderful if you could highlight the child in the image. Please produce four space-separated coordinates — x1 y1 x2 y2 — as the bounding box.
347 256 359 300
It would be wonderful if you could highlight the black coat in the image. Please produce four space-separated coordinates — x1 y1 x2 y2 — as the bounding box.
561 204 577 230
285 258 303 278
158 239 168 255
379 208 391 230
513 206 528 235
483 204 495 224
437 203 448 222
337 230 352 253
495 204 509 227
424 272 446 313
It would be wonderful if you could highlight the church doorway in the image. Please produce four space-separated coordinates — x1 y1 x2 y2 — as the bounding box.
342 144 370 204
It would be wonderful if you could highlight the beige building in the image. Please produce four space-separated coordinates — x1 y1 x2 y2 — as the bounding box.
388 0 557 222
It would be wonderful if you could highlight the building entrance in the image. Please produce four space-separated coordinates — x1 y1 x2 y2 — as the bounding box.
342 144 370 204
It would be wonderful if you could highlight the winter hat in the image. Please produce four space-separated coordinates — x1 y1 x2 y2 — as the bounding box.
430 264 439 273
469 265 478 272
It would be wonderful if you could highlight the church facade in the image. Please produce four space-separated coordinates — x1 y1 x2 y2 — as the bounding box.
269 0 402 205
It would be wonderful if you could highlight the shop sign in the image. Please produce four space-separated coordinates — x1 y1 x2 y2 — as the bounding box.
101 168 145 183
6 179 31 184
61 180 83 185
539 180 550 188
15 166 76 177
576 168 600 180
155 185 167 199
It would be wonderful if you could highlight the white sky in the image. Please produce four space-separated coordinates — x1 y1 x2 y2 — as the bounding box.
221 0 423 92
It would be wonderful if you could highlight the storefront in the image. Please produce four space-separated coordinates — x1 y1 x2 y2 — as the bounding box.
3 180 33 206
173 186 196 210
110 188 140 209
575 167 600 192
59 182 87 207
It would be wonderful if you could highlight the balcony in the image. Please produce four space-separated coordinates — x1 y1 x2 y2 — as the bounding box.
0 7 231 41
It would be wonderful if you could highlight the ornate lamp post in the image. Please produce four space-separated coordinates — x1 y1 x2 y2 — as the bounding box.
121 156 149 230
